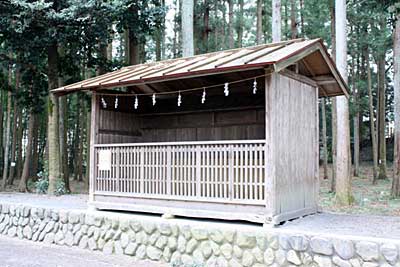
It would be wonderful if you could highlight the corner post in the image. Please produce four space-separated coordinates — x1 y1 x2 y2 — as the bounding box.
264 70 277 218
89 92 99 203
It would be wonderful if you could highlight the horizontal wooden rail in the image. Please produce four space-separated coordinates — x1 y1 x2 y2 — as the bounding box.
94 140 266 206
94 139 266 147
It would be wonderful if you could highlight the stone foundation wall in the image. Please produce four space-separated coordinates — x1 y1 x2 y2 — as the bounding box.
0 202 399 267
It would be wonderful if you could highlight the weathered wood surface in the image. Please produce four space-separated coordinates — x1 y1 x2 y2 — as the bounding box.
98 107 265 144
265 73 318 217
94 140 266 206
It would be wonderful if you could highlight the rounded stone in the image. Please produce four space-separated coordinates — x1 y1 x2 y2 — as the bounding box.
177 236 187 253
43 233 55 244
236 232 257 249
88 237 98 250
287 250 301 265
181 225 192 240
193 249 205 263
124 242 138 255
54 231 65 245
146 246 162 260
170 251 181 263
163 247 172 261
155 235 168 249
129 220 142 232
200 241 213 259
136 244 147 259
264 248 275 265
233 245 243 259
242 250 255 267
103 241 114 255
186 238 198 254
275 250 287 265
355 241 379 262
210 230 224 244
252 247 264 263
310 237 333 256
380 243 398 264
223 229 235 243
333 239 355 260
221 243 233 259
158 223 172 236
191 227 208 241
68 212 80 224
314 255 333 267
168 236 177 250
332 256 351 267
289 235 308 251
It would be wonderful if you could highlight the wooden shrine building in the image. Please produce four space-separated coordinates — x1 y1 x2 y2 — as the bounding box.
52 38 348 224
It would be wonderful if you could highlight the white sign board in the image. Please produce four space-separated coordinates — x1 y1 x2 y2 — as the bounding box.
98 150 112 171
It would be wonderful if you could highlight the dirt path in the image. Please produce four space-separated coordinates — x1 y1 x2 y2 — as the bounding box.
0 236 166 267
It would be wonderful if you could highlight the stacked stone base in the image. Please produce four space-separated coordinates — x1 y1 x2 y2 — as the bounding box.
0 202 399 267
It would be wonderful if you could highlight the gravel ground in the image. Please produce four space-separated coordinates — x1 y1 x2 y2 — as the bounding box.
0 192 88 210
0 236 166 267
1 192 400 241
278 212 400 240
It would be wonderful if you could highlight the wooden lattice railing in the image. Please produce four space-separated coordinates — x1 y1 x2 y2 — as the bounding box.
93 140 266 205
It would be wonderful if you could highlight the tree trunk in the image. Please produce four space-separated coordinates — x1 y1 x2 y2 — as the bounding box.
77 97 85 182
59 94 70 192
47 43 61 195
182 0 194 56
290 0 297 39
321 99 329 180
30 117 39 180
330 0 336 192
8 66 20 185
391 12 400 197
107 32 113 62
213 0 219 50
377 53 387 180
98 43 108 75
172 0 179 57
1 54 13 190
227 0 234 49
256 0 263 44
299 0 304 36
85 100 91 191
237 0 244 48
272 0 281 42
331 99 337 192
334 0 353 205
15 113 24 181
352 57 360 177
0 90 3 170
202 0 210 51
124 29 130 64
73 95 81 181
18 113 35 192
367 60 378 183
222 0 227 49
161 0 166 59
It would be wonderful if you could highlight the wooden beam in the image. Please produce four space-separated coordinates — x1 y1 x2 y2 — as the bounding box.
273 45 319 72
313 75 337 85
98 129 142 137
316 43 350 98
279 69 318 87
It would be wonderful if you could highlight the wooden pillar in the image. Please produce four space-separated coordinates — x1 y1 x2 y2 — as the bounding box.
89 93 99 203
264 70 276 218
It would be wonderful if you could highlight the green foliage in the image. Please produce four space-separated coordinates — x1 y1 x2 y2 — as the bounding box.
35 177 49 194
55 179 68 195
